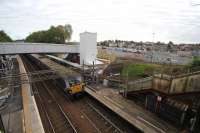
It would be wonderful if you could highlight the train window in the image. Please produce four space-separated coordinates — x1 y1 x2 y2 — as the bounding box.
69 81 74 86
75 80 80 84
66 82 70 88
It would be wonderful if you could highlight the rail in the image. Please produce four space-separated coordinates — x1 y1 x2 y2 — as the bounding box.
22 55 78 133
22 54 143 133
87 102 124 133
49 75 125 133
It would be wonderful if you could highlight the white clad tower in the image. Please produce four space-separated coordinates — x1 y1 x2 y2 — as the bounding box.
80 32 97 65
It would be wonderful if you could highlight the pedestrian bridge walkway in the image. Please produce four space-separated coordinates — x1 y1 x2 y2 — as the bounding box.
0 42 79 55
0 32 97 65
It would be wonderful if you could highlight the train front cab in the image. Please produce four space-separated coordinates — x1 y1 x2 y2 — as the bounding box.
65 76 85 98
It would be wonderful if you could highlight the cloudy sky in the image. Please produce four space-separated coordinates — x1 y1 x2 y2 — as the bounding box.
0 0 200 43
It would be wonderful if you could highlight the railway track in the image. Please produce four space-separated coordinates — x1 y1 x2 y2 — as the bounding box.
46 78 124 133
83 102 124 133
22 54 140 133
21 55 77 133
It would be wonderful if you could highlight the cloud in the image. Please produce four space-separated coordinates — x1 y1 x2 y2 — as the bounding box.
0 0 200 43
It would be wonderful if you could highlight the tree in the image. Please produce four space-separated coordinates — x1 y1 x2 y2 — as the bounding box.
186 57 200 71
0 30 12 42
63 24 73 41
25 24 73 44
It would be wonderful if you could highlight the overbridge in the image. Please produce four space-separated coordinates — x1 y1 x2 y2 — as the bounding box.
0 42 80 54
0 32 97 65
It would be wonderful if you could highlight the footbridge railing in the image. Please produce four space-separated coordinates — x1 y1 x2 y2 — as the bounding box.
122 76 153 94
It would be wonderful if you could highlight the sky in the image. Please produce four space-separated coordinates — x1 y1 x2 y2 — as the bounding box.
0 0 200 43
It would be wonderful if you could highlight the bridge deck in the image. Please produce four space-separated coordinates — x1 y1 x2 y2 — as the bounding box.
0 42 79 54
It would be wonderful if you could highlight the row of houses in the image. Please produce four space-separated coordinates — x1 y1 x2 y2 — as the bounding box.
144 51 193 65
98 41 200 58
99 46 194 65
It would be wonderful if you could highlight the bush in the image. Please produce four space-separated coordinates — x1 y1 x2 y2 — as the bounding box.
191 57 200 67
122 63 155 77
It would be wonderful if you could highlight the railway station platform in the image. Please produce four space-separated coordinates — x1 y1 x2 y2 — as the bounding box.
17 56 44 133
46 55 82 69
32 54 78 76
85 86 178 133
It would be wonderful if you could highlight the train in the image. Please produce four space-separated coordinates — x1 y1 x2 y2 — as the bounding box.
24 54 86 98
57 75 85 98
